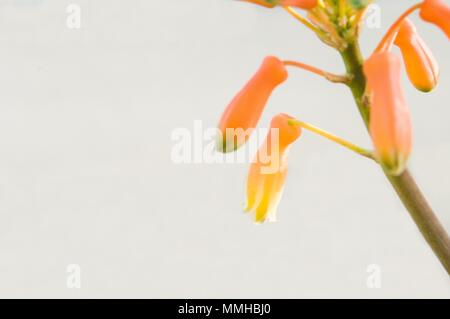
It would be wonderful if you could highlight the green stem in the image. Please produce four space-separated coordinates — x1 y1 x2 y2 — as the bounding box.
341 41 450 275
341 41 369 126
289 119 375 160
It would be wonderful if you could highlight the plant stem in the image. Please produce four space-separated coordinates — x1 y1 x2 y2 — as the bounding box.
386 171 450 274
289 119 375 160
340 41 450 275
283 60 349 83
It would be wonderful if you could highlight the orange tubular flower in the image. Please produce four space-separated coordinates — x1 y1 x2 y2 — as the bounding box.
420 0 450 39
240 0 317 10
394 19 439 92
245 113 302 223
217 56 288 152
364 52 412 176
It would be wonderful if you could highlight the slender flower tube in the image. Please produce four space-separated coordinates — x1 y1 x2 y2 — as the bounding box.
240 0 317 10
217 56 288 152
364 52 412 176
394 19 439 92
245 113 302 223
420 0 450 39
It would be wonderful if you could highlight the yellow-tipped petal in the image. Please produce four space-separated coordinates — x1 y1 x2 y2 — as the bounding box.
245 113 301 223
254 166 287 223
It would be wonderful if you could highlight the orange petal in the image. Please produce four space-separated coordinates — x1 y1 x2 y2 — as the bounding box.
420 0 450 39
281 0 317 10
364 52 412 176
217 56 288 152
394 19 439 92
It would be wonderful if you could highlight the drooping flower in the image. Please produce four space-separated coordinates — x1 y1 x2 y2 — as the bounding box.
394 19 439 92
364 52 412 176
239 0 318 10
245 113 302 223
217 56 288 153
420 0 450 39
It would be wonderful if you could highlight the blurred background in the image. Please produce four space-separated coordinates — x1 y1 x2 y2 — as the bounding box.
0 0 448 298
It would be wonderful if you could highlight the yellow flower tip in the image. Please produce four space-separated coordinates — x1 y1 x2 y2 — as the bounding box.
394 19 439 93
215 128 254 153
245 113 301 223
364 52 412 177
254 209 278 224
217 56 288 153
416 86 434 93
420 0 450 39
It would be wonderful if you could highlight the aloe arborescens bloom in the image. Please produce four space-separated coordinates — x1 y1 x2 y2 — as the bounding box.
364 52 412 176
245 113 302 223
217 0 450 274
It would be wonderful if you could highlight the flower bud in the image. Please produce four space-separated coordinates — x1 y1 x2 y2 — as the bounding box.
420 0 450 39
364 52 412 176
217 56 288 152
394 19 439 92
245 114 302 223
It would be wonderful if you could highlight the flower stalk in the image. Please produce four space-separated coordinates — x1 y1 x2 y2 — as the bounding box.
341 41 450 275
374 3 423 53
288 119 375 160
283 60 350 83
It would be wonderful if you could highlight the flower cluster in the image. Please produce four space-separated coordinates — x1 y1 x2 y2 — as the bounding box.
217 0 450 223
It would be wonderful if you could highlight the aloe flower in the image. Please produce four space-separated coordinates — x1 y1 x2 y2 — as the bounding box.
420 0 450 39
364 52 412 176
245 113 302 223
394 19 439 92
218 0 450 274
217 56 288 152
